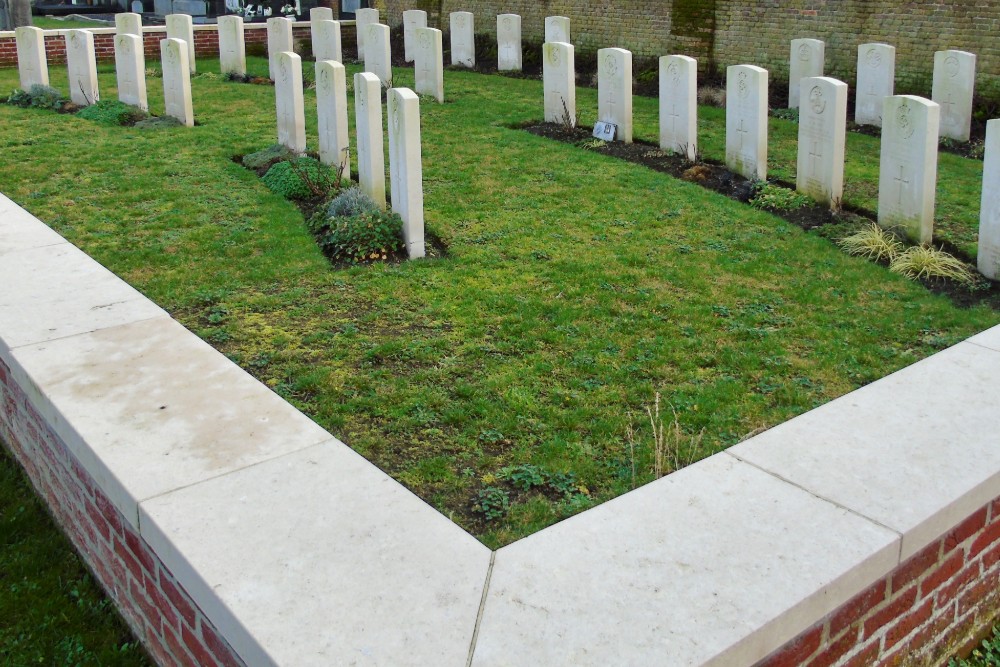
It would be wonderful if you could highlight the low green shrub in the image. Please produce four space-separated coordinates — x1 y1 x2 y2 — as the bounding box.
838 223 904 263
76 99 149 126
7 84 67 110
749 182 813 211
889 245 977 286
314 209 404 263
261 157 332 199
326 186 380 219
242 144 294 171
772 107 799 123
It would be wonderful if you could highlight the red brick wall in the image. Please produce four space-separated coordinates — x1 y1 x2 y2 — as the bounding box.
0 355 246 667
756 501 1000 667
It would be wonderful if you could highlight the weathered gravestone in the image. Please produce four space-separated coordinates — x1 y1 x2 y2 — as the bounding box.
979 119 1000 279
114 33 148 111
855 43 894 127
450 12 475 68
796 76 847 209
316 60 350 181
726 64 768 181
545 16 570 44
659 54 697 161
355 7 379 61
597 48 633 143
267 17 293 81
414 27 444 103
543 41 575 126
364 23 392 85
788 38 823 109
275 51 306 153
402 9 426 63
312 19 342 63
878 95 940 244
388 87 426 260
309 6 333 22
15 27 49 90
166 14 196 74
160 37 193 126
497 14 522 72
66 30 99 106
932 49 975 142
354 72 387 210
218 15 246 76
115 12 142 37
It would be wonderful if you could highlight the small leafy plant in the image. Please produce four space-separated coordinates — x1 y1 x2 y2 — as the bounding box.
261 157 332 199
76 99 149 126
326 186 380 218
7 84 68 110
771 107 799 123
838 223 904 263
314 210 404 263
474 486 510 521
749 182 813 211
948 626 1000 666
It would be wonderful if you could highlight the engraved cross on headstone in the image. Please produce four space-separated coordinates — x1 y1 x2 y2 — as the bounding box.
736 118 749 150
809 140 822 177
894 165 910 205
501 42 515 67
668 104 680 134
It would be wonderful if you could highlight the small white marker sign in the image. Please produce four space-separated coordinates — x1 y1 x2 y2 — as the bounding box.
593 121 617 141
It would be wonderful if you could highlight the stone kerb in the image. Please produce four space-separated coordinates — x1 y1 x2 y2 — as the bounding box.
165 14 195 74
726 64 768 181
497 13 521 72
878 95 940 245
402 9 426 63
597 47 633 143
450 11 475 68
659 54 697 162
789 38 824 109
2 191 1000 665
15 26 48 90
65 29 99 107
387 87 426 260
217 15 246 77
414 27 443 104
114 33 147 112
855 43 895 128
316 60 350 182
932 50 976 143
796 76 847 210
979 119 1000 280
543 41 575 126
275 51 306 154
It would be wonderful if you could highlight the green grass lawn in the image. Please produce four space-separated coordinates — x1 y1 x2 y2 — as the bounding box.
0 53 996 663
30 16 113 30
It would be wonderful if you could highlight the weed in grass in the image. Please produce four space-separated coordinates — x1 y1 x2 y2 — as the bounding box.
838 223 904 263
639 392 707 479
889 245 978 286
749 182 813 211
576 137 607 150
475 486 511 520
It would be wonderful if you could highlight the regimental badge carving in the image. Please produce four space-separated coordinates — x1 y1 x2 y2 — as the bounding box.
549 46 560 67
809 85 826 115
738 71 749 99
866 48 881 69
897 102 914 139
604 54 618 77
667 61 680 85
945 55 960 78
798 43 811 61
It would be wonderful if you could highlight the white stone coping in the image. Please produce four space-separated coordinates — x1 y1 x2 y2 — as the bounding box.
1 189 999 665
0 20 354 39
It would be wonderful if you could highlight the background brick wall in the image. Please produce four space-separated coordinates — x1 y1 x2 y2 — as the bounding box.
383 1 1000 103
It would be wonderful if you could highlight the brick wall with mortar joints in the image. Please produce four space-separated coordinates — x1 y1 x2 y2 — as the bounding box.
755 499 1000 667
0 354 246 667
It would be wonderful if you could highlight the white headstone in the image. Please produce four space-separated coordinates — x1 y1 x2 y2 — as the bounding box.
855 43 895 127
932 50 976 142
878 95 940 244
275 51 306 154
788 38 823 109
316 60 350 182
450 12 475 68
597 47 633 143
312 19 342 63
388 87 425 260
364 23 392 86
497 14 522 72
15 27 49 90
543 42 575 126
165 14 196 74
659 54 697 161
796 76 847 210
354 72 386 210
131 0 143 12
65 30 99 107
726 64 768 181
414 27 443 103
402 9 427 63
979 119 1000 279
545 16 570 44
114 33 148 111
267 17 293 81
115 12 142 36
355 7 379 61
309 6 333 22
160 37 193 127
218 15 246 76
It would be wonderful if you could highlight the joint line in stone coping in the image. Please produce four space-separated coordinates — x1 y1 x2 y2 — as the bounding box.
466 550 496 667
964 340 1000 355
723 450 904 548
5 311 167 352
